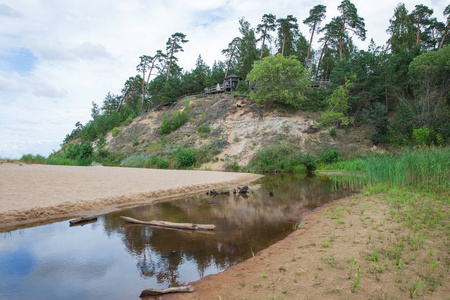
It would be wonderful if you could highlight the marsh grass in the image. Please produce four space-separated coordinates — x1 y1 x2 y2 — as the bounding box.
326 147 449 192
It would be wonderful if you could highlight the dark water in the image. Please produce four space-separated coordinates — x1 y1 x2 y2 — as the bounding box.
0 174 351 300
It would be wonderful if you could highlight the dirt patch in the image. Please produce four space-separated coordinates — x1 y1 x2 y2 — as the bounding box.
163 192 449 300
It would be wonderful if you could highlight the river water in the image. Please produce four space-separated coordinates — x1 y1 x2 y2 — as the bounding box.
0 174 351 300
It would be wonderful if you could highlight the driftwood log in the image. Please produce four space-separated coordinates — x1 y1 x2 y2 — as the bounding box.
69 216 97 225
120 216 216 231
140 285 194 297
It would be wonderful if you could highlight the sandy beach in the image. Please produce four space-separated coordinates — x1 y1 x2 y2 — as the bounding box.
0 163 261 228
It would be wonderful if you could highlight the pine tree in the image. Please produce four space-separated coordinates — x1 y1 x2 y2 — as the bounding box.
256 14 277 60
337 0 366 60
303 5 327 66
277 15 299 57
166 32 188 80
410 5 434 47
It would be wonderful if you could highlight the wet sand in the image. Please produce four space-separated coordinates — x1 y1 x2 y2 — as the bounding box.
0 163 261 228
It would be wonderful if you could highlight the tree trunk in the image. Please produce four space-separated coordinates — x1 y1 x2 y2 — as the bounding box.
140 286 194 297
140 67 146 114
69 216 97 225
339 20 346 61
416 23 421 45
120 216 216 231
438 25 449 49
166 41 176 80
315 39 328 80
116 86 131 113
225 44 236 78
260 28 267 60
306 21 316 66
281 34 286 57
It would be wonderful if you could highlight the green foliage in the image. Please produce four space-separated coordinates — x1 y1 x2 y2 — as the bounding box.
65 141 93 161
176 147 197 168
160 111 187 134
361 103 390 145
247 55 310 109
246 143 317 174
235 80 250 93
120 155 149 168
112 127 119 137
300 153 317 174
197 124 211 133
412 126 435 146
46 157 78 166
20 154 47 164
331 147 450 191
235 17 259 79
229 161 240 171
277 15 299 56
320 76 355 128
132 135 139 146
79 142 94 160
120 154 169 169
320 149 339 164
393 47 450 144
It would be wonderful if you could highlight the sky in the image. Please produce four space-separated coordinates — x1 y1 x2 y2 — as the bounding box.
0 0 447 159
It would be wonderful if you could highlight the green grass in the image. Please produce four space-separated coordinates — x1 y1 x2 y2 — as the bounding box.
20 154 47 164
321 147 449 192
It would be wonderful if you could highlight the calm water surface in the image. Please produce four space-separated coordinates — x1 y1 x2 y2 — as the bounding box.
0 174 351 300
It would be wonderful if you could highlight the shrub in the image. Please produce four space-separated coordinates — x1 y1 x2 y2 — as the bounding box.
46 156 77 166
198 124 211 133
300 153 317 174
156 158 169 169
412 126 433 146
20 154 47 164
176 147 197 168
229 161 240 171
246 143 299 172
79 142 93 160
120 155 149 168
160 111 187 134
320 149 339 164
236 81 250 93
132 135 139 146
112 127 119 137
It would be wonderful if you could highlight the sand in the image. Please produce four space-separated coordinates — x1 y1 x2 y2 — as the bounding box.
0 163 261 228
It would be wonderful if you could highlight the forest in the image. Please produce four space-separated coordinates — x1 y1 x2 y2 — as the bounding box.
60 1 449 158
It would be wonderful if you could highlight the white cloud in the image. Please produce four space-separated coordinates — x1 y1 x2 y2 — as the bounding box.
0 3 20 17
0 0 447 159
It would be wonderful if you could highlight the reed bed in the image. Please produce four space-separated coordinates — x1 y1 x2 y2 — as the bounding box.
328 147 449 191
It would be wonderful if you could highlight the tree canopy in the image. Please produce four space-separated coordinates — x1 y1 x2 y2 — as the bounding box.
247 54 310 108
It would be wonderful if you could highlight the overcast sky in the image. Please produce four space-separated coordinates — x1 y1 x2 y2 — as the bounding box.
0 0 447 159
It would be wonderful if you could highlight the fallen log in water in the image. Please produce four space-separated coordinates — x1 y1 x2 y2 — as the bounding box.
140 285 194 297
120 216 216 231
69 216 97 225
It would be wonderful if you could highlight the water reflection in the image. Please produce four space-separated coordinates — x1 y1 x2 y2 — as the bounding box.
103 173 351 288
0 174 351 300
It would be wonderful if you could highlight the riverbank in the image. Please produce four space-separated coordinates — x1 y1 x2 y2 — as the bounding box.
0 163 261 230
169 189 449 300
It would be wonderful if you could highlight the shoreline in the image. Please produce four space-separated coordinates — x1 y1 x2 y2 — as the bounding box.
169 191 449 299
0 163 262 230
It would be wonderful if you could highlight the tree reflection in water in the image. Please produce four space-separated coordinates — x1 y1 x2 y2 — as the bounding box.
102 173 352 287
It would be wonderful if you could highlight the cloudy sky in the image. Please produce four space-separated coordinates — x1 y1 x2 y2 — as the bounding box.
0 0 447 159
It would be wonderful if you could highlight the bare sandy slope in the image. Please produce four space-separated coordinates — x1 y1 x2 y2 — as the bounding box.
0 163 261 228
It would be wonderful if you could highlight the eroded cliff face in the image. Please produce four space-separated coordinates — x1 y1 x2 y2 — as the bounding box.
104 93 374 171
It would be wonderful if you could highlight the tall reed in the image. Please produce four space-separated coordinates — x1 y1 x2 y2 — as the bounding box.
337 148 449 191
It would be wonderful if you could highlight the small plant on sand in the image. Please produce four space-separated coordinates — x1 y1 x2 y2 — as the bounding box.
351 267 361 293
410 278 422 298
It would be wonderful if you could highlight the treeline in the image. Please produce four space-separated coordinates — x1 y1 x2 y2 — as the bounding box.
65 1 449 148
